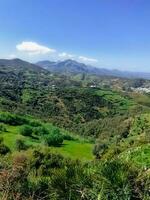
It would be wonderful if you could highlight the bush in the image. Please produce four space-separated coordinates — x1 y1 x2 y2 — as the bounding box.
63 134 74 141
0 137 4 143
0 136 10 155
0 123 7 132
33 126 49 136
0 112 27 125
0 143 10 155
44 129 63 146
20 125 33 137
28 120 42 127
93 143 108 159
15 139 29 151
97 159 137 200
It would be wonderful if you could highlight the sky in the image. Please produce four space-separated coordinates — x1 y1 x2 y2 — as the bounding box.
0 0 150 71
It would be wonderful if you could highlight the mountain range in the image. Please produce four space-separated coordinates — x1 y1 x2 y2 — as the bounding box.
0 58 150 79
37 59 150 79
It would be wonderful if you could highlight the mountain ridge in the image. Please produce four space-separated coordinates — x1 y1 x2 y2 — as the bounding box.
37 59 150 79
0 58 47 74
0 58 150 79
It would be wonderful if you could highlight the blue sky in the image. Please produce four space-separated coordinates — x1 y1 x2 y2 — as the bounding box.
0 0 150 71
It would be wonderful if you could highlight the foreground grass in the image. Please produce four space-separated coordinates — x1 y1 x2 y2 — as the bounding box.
120 144 150 168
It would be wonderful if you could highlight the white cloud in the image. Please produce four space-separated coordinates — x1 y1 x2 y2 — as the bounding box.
58 52 75 59
79 56 98 63
16 41 56 55
15 41 99 64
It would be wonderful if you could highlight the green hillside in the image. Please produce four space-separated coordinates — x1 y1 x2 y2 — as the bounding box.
0 60 150 199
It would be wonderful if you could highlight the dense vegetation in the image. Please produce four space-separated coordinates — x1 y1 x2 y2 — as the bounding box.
0 59 149 199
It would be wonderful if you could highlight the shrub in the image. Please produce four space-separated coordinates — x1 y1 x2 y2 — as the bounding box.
44 129 63 146
0 112 27 125
0 154 28 199
28 120 42 127
33 126 49 136
15 139 29 151
63 134 74 141
31 150 64 173
20 125 33 137
27 177 52 199
93 143 108 159
0 123 7 132
0 143 10 155
0 136 10 155
98 159 138 200
0 137 4 143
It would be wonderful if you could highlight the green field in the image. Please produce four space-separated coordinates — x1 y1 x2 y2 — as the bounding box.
0 124 93 161
51 140 93 160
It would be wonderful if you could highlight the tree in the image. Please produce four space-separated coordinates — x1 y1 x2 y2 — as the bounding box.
33 126 49 136
44 129 63 146
20 125 33 137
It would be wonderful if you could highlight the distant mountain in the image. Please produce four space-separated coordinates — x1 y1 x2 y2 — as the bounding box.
36 59 90 74
1 58 150 80
37 59 150 79
0 58 46 74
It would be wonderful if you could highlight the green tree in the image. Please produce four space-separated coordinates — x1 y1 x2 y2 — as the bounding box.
44 129 63 146
20 125 33 137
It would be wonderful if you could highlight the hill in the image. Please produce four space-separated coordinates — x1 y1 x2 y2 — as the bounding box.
0 59 141 133
0 58 46 73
